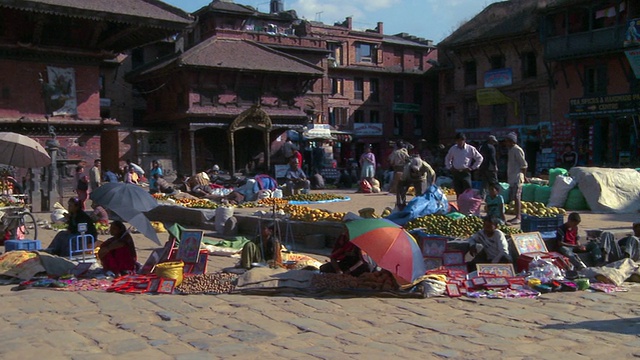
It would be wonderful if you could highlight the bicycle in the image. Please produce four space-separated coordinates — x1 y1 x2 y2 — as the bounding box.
1 194 38 241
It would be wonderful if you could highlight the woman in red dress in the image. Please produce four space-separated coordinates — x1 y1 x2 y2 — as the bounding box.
98 221 137 275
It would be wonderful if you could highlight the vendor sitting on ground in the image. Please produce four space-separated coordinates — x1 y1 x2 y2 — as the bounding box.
46 197 98 257
599 222 640 263
285 157 310 195
240 222 282 269
90 203 110 227
97 221 137 275
319 230 370 276
466 215 512 272
151 174 175 195
556 212 603 269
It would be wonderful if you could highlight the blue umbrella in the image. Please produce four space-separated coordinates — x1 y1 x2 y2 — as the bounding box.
90 183 161 245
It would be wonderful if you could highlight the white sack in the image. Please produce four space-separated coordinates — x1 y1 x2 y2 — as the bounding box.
547 175 576 208
571 167 640 213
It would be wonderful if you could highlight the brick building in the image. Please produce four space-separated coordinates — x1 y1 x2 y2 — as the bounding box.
0 0 191 178
437 0 553 176
437 0 640 173
127 0 438 175
540 0 640 167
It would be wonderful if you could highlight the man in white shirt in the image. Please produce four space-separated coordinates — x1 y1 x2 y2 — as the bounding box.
466 215 512 272
444 133 483 197
505 132 528 225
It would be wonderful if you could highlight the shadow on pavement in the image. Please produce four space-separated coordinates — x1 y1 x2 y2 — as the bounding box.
541 317 640 335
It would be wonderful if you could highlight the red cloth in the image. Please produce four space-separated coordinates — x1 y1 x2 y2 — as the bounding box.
100 233 137 274
295 151 303 169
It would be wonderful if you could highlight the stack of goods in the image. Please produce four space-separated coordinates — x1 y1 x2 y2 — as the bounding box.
505 201 566 217
414 232 464 272
310 270 398 291
426 268 468 297
278 204 345 222
406 214 521 237
176 272 238 294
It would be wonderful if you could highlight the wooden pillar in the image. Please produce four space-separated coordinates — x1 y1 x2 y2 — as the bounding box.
189 129 196 175
177 129 183 174
265 128 271 174
230 130 236 175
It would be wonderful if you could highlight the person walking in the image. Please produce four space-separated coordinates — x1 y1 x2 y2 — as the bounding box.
444 133 483 197
478 135 498 197
387 141 410 194
504 132 528 225
89 159 102 192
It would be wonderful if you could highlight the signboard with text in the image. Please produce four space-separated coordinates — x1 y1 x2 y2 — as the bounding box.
569 93 640 117
353 123 383 136
484 68 513 88
392 103 421 113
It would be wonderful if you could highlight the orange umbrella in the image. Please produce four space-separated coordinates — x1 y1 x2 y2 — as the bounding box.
346 218 425 284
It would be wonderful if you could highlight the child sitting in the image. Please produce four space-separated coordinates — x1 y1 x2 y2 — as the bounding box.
556 212 603 269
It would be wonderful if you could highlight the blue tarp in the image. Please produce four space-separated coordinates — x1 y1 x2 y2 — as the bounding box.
386 185 449 226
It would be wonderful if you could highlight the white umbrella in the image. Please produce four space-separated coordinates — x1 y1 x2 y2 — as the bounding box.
0 132 51 168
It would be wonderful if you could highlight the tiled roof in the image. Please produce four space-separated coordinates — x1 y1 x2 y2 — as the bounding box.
383 35 433 49
0 0 192 26
439 0 540 47
206 0 256 14
133 38 324 77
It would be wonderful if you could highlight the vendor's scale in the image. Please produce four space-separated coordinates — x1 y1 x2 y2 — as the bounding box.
255 201 294 265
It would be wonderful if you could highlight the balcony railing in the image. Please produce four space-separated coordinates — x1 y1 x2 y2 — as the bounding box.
544 25 627 60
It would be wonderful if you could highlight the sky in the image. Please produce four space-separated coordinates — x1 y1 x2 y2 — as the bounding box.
162 0 502 44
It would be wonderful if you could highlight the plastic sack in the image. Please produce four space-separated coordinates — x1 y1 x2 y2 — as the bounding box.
521 184 538 203
534 185 552 205
549 168 568 187
257 189 272 200
499 182 510 203
457 189 483 216
359 179 372 193
50 209 68 224
419 278 447 298
564 188 589 211
547 175 576 208
154 261 184 286
215 206 235 233
386 185 449 226
445 212 466 220
527 257 563 283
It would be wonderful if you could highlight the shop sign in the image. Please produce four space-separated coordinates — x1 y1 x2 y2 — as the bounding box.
569 93 640 117
392 103 421 113
353 123 383 136
624 49 640 79
304 127 332 139
484 68 512 88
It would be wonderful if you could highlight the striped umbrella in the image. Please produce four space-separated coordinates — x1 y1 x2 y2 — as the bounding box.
346 218 425 284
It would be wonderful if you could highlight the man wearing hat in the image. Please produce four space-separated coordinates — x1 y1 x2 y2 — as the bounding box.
396 154 436 210
478 135 499 197
504 132 528 225
387 140 410 194
444 132 483 197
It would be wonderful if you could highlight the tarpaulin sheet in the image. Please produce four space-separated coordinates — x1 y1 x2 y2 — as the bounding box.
570 167 640 213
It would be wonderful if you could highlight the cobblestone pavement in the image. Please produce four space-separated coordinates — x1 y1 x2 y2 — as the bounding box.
1 190 639 359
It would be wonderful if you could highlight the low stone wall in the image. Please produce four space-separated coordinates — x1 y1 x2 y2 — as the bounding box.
146 205 344 249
